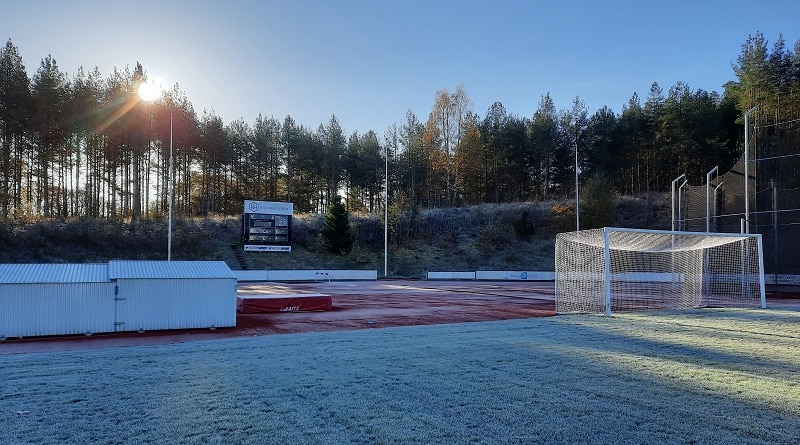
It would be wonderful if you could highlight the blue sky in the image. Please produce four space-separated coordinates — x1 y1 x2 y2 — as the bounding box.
2 0 799 138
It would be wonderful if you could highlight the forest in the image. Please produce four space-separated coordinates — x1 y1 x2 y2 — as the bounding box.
0 32 799 221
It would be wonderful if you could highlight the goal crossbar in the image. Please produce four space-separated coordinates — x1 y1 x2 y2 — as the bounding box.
555 227 766 316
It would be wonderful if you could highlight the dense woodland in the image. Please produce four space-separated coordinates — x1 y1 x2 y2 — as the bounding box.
0 32 799 221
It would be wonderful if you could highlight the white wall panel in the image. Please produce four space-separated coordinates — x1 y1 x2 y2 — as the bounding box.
115 278 237 331
234 269 378 282
475 271 555 281
0 282 115 338
426 271 477 280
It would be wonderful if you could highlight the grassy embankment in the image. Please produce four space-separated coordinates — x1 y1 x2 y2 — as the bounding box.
0 194 669 278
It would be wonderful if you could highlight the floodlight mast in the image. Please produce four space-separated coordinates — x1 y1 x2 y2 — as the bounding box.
168 111 173 261
706 166 718 232
138 79 173 261
384 143 388 277
743 106 757 234
671 174 686 231
575 140 580 231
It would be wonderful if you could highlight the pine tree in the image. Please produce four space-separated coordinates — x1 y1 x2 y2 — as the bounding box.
323 195 353 254
0 39 32 219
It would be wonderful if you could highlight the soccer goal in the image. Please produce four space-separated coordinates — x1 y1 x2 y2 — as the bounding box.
555 227 766 315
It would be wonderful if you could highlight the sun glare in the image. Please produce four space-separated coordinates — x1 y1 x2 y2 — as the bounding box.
138 79 164 102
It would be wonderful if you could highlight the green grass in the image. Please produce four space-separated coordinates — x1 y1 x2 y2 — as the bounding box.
3 308 799 444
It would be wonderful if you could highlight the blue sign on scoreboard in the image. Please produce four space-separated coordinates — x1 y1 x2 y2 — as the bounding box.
242 200 293 252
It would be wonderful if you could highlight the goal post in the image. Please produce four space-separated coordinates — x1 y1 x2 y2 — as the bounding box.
555 227 766 315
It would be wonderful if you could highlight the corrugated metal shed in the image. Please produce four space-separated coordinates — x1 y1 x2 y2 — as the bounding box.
111 260 237 332
0 263 109 284
1 261 237 339
108 260 235 279
0 263 114 338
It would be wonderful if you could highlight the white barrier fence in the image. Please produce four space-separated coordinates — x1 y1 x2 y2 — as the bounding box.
475 271 555 281
767 274 800 286
426 271 476 280
427 271 555 281
234 269 799 286
425 271 799 287
235 269 378 282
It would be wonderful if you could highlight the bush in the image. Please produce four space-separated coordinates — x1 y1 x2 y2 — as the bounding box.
322 196 354 255
580 174 617 229
512 210 537 240
291 214 324 250
477 224 515 250
549 202 576 234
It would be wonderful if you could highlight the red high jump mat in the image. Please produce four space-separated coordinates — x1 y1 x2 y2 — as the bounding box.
237 294 333 313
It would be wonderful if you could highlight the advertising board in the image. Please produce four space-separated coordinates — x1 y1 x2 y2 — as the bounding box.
242 200 293 252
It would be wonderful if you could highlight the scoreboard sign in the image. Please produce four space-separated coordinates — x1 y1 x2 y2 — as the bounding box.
242 200 293 252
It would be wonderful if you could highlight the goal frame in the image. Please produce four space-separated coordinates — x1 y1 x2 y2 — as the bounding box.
555 227 766 316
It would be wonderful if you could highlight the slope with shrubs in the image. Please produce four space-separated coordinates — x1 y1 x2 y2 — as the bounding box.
0 194 669 278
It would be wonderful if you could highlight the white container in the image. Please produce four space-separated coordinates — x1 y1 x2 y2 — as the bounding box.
0 261 237 339
109 261 237 332
0 264 114 338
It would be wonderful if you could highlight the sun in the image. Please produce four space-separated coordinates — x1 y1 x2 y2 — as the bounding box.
138 78 165 101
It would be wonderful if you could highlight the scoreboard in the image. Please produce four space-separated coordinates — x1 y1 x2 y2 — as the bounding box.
242 200 293 252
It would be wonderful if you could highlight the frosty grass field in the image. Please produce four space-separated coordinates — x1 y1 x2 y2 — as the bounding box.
3 308 800 444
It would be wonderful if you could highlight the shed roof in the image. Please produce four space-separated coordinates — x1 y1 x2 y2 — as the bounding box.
108 261 235 279
0 263 109 284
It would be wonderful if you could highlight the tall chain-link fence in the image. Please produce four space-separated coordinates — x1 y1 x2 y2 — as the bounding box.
675 120 800 278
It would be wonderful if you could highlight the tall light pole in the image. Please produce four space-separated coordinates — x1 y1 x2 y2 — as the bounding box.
743 106 757 234
168 111 173 261
575 140 579 231
384 143 388 277
671 173 686 232
706 166 719 233
138 78 173 261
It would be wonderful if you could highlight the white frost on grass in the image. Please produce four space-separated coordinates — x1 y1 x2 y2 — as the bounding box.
2 308 800 444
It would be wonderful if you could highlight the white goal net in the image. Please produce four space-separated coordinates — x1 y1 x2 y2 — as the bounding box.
555 228 766 315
